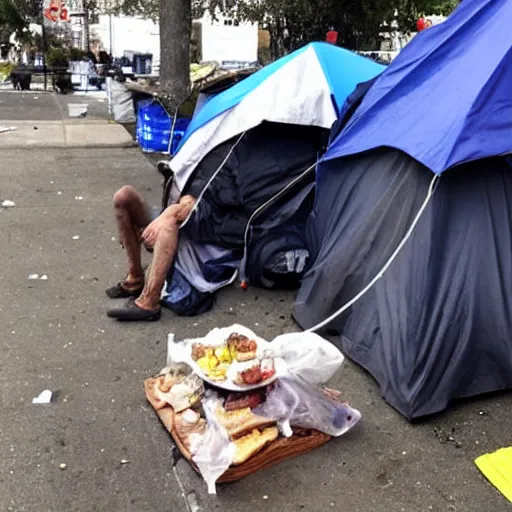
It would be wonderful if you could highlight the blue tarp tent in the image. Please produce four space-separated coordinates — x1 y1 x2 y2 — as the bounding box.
325 0 512 173
295 0 512 419
170 42 384 192
161 43 384 313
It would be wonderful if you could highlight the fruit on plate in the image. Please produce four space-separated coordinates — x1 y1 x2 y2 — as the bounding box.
206 366 229 381
194 345 230 382
214 345 232 364
226 333 258 362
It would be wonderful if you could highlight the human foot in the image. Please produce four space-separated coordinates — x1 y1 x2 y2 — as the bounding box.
105 275 144 299
106 297 161 321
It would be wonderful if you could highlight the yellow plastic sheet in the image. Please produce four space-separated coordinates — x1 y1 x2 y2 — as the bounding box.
475 447 512 502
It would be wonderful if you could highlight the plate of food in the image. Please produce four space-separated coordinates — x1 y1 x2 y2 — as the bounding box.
168 325 286 391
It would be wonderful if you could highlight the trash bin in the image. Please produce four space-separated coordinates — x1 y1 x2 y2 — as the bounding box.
133 53 153 75
136 99 190 154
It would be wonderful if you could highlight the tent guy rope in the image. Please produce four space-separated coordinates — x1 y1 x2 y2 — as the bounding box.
306 173 440 333
180 131 246 229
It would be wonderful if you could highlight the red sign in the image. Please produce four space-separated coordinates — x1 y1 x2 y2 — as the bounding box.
326 30 338 44
44 0 70 22
416 17 426 31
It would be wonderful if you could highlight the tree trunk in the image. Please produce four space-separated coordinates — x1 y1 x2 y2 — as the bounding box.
159 0 191 110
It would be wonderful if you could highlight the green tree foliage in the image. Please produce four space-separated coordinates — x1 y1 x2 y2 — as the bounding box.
0 0 43 44
0 0 28 33
109 0 458 64
107 0 159 20
110 0 458 56
192 0 459 56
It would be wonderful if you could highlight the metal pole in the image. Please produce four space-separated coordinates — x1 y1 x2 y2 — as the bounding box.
41 3 48 91
109 13 113 55
83 1 89 51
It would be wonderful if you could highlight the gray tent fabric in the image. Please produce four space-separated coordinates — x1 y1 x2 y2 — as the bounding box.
161 122 325 317
182 122 323 249
294 148 512 419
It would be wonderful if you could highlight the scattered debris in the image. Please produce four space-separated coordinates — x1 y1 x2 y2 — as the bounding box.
59 463 67 470
32 389 52 404
0 126 17 134
68 103 88 118
28 273 48 281
33 126 38 130
433 426 462 448
75 196 83 200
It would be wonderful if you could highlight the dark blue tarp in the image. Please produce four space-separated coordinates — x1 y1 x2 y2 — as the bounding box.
183 122 322 249
294 0 512 419
295 150 512 419
325 0 512 174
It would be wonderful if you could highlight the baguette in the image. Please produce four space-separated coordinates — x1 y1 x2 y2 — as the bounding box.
215 406 276 439
232 427 279 465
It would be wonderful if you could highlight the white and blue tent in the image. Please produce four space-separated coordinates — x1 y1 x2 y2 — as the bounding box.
161 43 384 314
170 42 385 191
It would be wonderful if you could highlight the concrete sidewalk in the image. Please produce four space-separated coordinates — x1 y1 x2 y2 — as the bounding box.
1 146 510 512
0 120 135 149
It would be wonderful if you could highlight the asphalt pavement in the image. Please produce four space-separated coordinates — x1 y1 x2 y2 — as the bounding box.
0 91 511 512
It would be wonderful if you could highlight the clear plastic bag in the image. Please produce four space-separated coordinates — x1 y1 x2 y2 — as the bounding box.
254 375 361 438
191 395 234 495
270 331 345 384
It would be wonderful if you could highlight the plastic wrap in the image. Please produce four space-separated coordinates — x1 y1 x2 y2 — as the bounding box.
191 395 235 494
254 375 361 437
269 331 345 384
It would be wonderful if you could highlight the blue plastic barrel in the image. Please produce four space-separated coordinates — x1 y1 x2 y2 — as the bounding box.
136 99 190 154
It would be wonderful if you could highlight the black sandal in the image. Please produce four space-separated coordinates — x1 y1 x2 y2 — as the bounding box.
107 298 161 322
105 281 144 299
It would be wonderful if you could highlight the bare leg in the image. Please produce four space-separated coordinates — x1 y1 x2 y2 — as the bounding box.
112 185 151 288
107 197 195 319
136 221 179 310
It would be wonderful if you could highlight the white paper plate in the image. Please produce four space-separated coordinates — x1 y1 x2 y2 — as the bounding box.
168 324 286 391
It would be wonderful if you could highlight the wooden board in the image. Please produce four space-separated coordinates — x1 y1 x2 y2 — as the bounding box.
144 378 331 483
